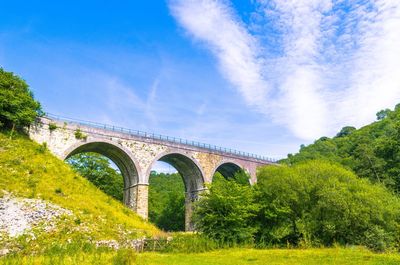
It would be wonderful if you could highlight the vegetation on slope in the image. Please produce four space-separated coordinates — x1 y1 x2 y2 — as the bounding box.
66 153 124 201
0 131 161 254
282 104 400 193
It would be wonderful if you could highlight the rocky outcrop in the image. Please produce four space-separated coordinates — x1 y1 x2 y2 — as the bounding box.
0 192 72 238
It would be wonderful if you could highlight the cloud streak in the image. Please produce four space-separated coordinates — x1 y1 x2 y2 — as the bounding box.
169 0 400 140
169 0 268 108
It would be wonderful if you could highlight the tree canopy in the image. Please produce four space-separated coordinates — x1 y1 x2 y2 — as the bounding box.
193 161 400 251
66 152 124 201
148 172 185 231
282 104 400 193
0 68 42 130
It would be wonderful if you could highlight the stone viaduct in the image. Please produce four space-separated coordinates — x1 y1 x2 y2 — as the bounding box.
29 115 276 231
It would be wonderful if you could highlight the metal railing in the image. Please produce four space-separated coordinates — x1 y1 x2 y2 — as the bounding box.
44 113 277 163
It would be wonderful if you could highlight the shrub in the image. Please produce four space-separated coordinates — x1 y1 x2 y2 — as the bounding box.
74 129 87 140
256 160 400 251
48 122 58 132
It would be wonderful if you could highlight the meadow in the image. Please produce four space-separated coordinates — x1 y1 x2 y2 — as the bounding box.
2 248 400 265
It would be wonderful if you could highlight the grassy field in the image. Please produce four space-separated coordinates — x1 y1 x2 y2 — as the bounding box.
2 248 400 265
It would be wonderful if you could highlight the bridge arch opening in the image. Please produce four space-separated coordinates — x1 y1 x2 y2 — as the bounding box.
213 162 250 185
147 152 205 232
63 141 140 210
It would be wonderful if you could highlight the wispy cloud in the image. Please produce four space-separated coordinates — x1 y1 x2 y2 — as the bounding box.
169 0 269 108
169 0 400 140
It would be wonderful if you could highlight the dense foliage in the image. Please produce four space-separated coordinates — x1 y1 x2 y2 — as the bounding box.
194 161 400 251
191 174 253 243
282 104 400 193
0 68 42 130
193 172 258 244
256 161 400 250
66 153 124 201
148 172 185 231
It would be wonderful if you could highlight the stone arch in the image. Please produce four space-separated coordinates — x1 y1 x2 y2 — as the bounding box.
147 150 206 231
212 160 246 180
62 139 142 210
146 150 205 193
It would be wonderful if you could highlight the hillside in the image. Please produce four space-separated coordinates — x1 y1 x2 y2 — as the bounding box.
0 130 161 255
282 105 400 192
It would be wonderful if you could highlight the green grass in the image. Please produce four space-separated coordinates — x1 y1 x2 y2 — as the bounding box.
0 131 161 253
138 248 400 265
2 248 400 265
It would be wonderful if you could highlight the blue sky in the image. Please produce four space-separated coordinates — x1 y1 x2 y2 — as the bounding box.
1 0 400 170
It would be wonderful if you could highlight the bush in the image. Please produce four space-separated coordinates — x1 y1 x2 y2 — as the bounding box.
256 160 400 251
0 68 42 130
48 122 58 132
193 176 259 244
74 129 87 140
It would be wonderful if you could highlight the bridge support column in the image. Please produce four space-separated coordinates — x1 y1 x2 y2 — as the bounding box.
124 184 149 220
185 192 196 231
185 189 206 231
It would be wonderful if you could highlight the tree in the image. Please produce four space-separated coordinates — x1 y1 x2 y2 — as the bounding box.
376 109 391 120
148 172 186 231
335 126 356 138
193 175 259 244
0 68 42 133
156 192 185 231
256 161 400 250
66 152 124 201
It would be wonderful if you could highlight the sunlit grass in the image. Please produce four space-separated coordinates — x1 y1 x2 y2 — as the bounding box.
2 247 400 265
0 131 161 253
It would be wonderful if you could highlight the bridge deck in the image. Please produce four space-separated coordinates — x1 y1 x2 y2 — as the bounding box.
44 113 277 164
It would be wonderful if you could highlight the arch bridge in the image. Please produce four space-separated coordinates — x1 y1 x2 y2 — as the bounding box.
29 115 276 231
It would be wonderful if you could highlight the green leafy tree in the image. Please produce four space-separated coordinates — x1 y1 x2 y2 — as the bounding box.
0 68 42 133
156 192 185 231
193 175 259 244
335 126 356 138
376 109 391 120
148 172 185 231
66 152 124 201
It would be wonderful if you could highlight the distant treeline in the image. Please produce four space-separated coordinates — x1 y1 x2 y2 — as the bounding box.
282 104 400 193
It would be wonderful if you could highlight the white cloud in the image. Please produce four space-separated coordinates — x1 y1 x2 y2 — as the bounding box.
169 0 268 108
170 0 400 140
